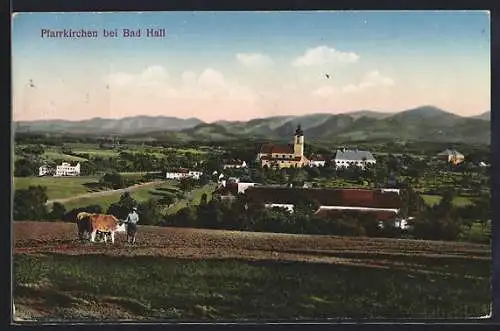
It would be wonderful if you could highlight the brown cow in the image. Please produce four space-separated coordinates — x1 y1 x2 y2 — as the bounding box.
88 214 126 244
76 212 94 240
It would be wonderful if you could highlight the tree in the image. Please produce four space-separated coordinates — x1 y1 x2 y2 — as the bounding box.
200 193 208 205
107 192 137 219
137 199 163 225
101 172 124 189
294 196 320 217
14 158 38 177
158 194 175 207
63 204 103 222
178 177 197 192
13 186 49 220
176 206 198 227
49 202 66 221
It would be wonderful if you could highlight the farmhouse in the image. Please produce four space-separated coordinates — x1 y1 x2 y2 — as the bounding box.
437 149 464 165
166 169 203 180
55 162 81 176
333 149 376 169
38 164 53 177
213 181 259 200
308 154 328 167
223 159 247 169
257 125 309 169
244 187 402 221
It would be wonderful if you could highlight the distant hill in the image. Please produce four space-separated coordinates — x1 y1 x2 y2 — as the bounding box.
471 111 490 121
14 106 490 144
14 116 203 136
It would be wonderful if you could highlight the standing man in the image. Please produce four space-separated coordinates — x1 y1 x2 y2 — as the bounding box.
125 207 139 244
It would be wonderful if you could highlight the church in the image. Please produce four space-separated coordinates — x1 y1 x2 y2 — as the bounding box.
257 125 309 169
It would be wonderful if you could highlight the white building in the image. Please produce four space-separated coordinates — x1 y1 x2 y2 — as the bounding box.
308 155 327 167
333 149 376 169
309 160 326 167
38 164 52 177
55 162 80 176
166 169 203 180
223 160 247 169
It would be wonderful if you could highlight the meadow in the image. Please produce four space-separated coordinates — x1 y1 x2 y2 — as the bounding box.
420 194 474 207
13 176 101 200
61 181 176 211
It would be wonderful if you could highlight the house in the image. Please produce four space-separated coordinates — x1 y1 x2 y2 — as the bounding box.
213 181 259 200
244 187 402 222
333 149 376 169
38 164 53 177
308 155 328 167
55 162 81 176
257 125 309 169
479 161 490 168
223 160 247 169
166 169 203 180
437 149 465 165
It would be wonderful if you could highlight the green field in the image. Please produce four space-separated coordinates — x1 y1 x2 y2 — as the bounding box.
164 147 209 154
14 176 100 200
13 252 490 320
420 194 474 207
62 182 216 215
61 181 175 211
43 150 88 162
163 183 217 215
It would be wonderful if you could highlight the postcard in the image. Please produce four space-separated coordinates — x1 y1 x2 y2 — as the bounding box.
11 10 491 322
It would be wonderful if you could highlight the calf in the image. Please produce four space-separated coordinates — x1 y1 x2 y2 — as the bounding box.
88 214 126 244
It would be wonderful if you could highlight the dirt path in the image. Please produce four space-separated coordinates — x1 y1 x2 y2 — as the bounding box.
46 181 164 205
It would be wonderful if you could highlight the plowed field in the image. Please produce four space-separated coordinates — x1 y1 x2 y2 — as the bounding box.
13 221 491 322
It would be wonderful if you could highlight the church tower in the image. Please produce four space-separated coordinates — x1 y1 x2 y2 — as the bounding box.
294 124 304 157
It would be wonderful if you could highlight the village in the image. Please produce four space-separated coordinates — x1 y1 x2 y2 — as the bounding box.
14 124 491 242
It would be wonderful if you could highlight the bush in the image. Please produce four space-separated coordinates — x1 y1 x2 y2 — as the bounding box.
137 199 163 225
63 204 103 222
101 172 125 189
49 202 66 221
13 186 48 220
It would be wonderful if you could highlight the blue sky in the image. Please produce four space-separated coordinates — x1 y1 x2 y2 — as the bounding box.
12 11 490 122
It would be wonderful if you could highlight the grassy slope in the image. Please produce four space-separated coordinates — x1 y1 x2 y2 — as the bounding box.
14 176 101 200
13 253 490 320
163 183 217 215
62 181 175 211
43 150 88 162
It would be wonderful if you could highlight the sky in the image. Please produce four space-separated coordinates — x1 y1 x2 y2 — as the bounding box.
12 11 490 122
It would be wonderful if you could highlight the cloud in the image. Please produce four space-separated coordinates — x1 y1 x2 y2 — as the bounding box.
292 46 359 67
342 70 394 93
103 66 260 120
105 65 170 89
312 85 338 98
236 53 273 67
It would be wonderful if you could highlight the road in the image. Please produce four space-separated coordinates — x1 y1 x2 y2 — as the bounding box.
46 181 164 205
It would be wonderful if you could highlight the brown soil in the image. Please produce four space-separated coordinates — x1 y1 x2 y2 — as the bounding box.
12 221 491 322
14 221 490 264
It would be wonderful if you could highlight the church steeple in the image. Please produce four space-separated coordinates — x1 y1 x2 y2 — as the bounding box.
295 124 304 137
294 124 304 157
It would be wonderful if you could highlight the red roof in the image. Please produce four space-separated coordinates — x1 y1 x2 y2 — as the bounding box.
315 209 397 221
259 144 294 154
245 187 402 209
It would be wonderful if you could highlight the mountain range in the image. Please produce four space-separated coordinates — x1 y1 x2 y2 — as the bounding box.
14 106 491 144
